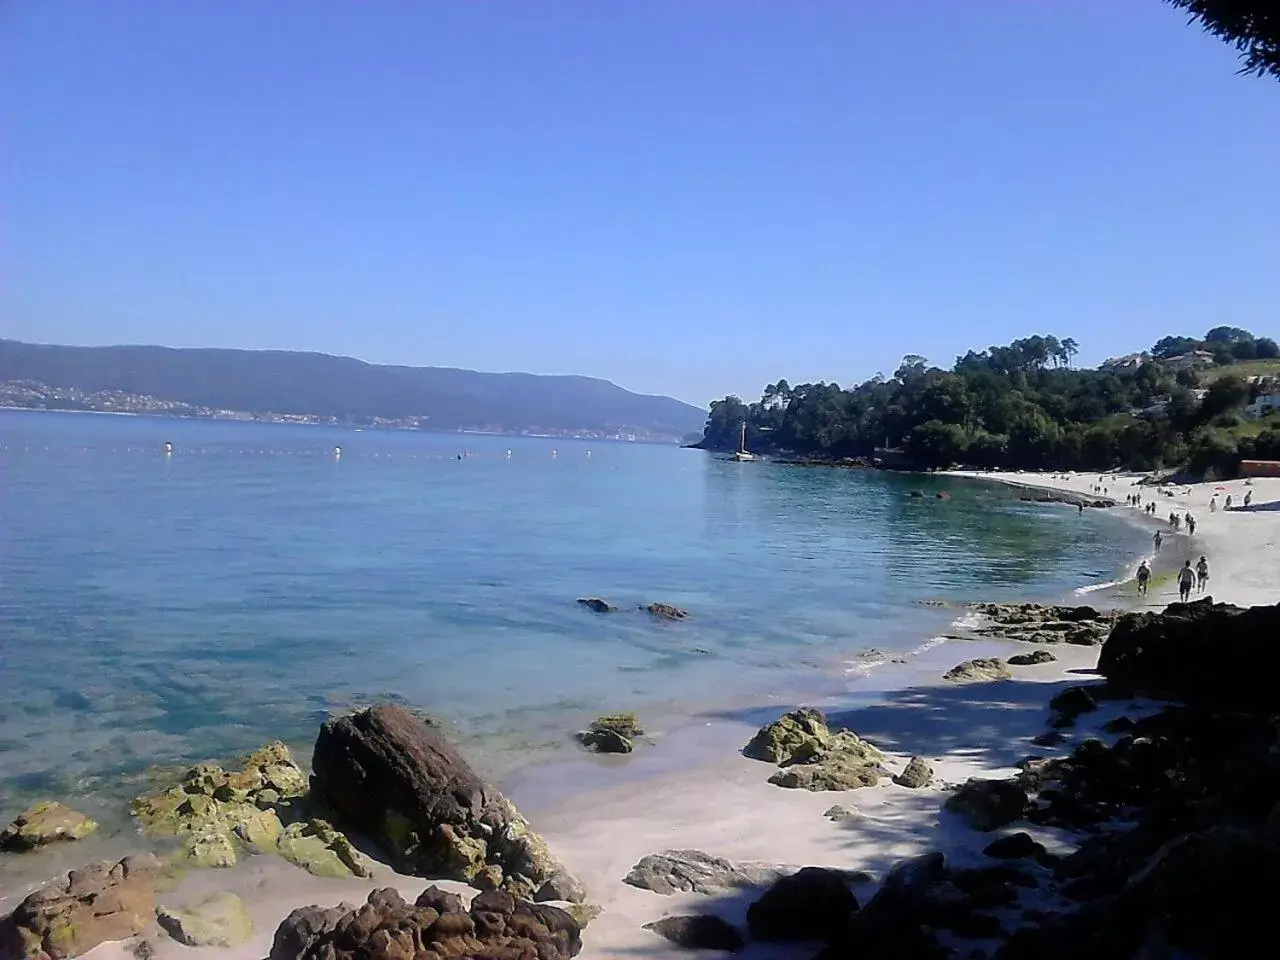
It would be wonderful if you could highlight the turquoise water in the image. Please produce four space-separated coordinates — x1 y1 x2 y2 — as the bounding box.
0 410 1146 823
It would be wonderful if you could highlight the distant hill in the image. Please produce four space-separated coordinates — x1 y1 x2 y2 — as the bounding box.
0 339 706 438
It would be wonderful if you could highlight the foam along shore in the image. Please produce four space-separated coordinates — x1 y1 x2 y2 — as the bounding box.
946 469 1280 609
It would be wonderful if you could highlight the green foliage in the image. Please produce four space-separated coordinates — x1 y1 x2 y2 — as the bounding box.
1165 1 1280 80
700 327 1278 474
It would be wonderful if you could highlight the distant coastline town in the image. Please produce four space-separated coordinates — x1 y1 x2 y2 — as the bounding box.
0 380 676 443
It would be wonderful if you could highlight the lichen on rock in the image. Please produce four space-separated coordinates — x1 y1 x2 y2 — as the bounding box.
0 801 99 852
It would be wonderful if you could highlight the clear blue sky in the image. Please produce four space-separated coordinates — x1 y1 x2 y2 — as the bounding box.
3 1 1277 407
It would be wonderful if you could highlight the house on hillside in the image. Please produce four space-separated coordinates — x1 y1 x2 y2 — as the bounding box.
1162 350 1216 371
1244 394 1280 420
1101 353 1146 371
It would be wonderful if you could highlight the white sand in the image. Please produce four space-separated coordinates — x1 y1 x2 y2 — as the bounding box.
72 473 1280 959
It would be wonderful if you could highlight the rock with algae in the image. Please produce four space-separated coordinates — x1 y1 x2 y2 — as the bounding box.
0 802 99 852
157 891 254 948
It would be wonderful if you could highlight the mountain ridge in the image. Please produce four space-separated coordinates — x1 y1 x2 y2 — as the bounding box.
0 339 706 438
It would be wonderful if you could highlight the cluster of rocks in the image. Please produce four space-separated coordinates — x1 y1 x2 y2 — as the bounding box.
270 886 581 960
742 708 890 791
129 740 370 877
310 704 584 904
575 598 688 620
963 602 1120 647
574 713 644 754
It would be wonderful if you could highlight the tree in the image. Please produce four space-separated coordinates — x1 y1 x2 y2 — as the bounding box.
1060 337 1079 368
895 355 929 383
905 420 968 470
1152 335 1201 359
1166 1 1280 80
1255 337 1279 359
1204 325 1254 344
1199 375 1251 421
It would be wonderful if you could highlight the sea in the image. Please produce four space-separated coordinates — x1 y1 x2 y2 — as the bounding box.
0 409 1150 877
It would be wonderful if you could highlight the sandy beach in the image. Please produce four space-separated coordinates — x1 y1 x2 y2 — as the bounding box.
11 469 1273 960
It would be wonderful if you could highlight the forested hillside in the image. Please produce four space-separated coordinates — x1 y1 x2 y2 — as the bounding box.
699 328 1280 477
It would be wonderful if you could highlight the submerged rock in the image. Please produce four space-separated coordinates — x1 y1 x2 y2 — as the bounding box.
1009 650 1057 666
644 915 744 952
576 597 617 613
944 658 1012 682
574 729 632 753
0 854 160 960
588 713 644 738
893 756 933 789
0 801 99 851
267 886 582 960
623 849 783 895
643 602 688 620
311 703 581 900
157 891 254 948
945 779 1028 831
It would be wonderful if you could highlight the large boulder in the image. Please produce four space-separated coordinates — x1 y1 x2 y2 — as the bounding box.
623 850 783 895
0 802 98 851
0 854 160 960
311 704 581 899
1099 600 1280 708
892 756 933 788
268 886 582 960
744 708 830 764
746 867 858 941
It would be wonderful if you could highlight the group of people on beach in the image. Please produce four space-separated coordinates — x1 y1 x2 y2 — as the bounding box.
1136 555 1209 601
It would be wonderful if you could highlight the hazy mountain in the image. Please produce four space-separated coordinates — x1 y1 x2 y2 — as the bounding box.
0 339 706 437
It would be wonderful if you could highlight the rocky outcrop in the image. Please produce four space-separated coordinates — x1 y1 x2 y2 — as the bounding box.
743 708 886 791
157 891 254 947
623 850 783 895
1008 650 1056 666
746 867 858 942
0 802 98 851
1048 685 1098 723
574 713 642 753
965 602 1119 646
575 598 616 613
1099 599 1280 708
642 602 688 620
944 658 1012 682
0 854 160 960
892 756 933 788
311 704 581 900
983 832 1046 860
944 778 1028 831
643 915 744 952
268 886 582 960
129 741 370 877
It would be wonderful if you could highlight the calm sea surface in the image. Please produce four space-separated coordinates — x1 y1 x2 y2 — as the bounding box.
0 410 1146 826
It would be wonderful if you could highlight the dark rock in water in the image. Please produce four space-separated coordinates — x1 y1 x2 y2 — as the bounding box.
574 729 633 754
623 850 782 895
588 713 644 738
1048 686 1098 719
1102 715 1136 734
0 854 160 960
944 658 1012 682
965 602 1118 647
935 490 952 500
310 704 580 899
643 602 688 620
576 597 617 613
267 886 582 960
1031 730 1066 747
945 779 1028 831
1008 650 1056 666
983 832 1046 860
747 867 858 942
1099 599 1280 708
644 915 744 952
909 490 925 498
893 756 933 788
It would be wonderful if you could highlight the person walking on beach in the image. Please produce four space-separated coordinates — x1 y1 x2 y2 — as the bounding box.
1178 561 1195 602
1210 495 1218 513
1244 490 1253 508
1196 556 1209 594
1225 494 1233 510
1186 514 1196 536
1136 560 1151 597
1153 530 1163 553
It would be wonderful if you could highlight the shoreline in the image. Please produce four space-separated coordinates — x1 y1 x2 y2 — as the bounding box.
10 471 1276 959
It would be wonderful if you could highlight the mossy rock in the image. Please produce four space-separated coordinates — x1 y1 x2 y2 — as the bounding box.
276 819 372 879
768 733 886 792
0 801 99 851
744 708 831 764
157 892 254 948
231 807 283 854
180 829 237 868
589 713 644 738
